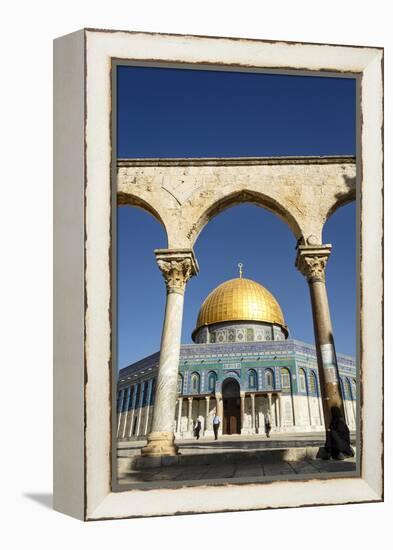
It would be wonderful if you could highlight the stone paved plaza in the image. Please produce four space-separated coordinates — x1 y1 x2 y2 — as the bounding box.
117 433 357 488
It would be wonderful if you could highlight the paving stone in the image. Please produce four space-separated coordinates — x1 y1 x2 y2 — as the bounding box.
201 465 237 479
117 437 357 486
313 460 356 473
234 464 264 478
288 460 320 475
175 467 211 480
262 462 295 476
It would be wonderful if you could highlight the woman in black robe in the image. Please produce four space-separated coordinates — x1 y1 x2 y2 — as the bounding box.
194 418 202 440
324 406 355 460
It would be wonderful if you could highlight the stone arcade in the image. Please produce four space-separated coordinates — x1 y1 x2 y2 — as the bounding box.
116 156 357 457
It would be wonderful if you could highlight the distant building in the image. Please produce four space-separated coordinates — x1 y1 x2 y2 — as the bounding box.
117 275 356 439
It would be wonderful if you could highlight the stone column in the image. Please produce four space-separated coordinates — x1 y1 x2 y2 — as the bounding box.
127 384 138 437
121 386 131 438
267 392 272 419
187 397 194 433
277 393 282 429
215 392 223 435
306 389 312 427
141 249 199 457
274 395 279 428
250 393 256 432
135 381 144 436
240 391 246 434
296 244 346 433
176 397 183 434
205 395 210 433
117 389 125 437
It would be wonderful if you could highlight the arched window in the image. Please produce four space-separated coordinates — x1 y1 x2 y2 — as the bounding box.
190 372 200 394
310 371 318 395
265 368 274 389
248 369 257 389
299 369 307 393
177 374 183 394
281 368 291 392
207 371 217 392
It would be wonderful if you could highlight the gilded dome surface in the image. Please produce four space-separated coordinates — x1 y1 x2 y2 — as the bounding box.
195 277 286 330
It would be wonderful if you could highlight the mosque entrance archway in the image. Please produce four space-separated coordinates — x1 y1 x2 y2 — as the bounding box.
222 378 241 435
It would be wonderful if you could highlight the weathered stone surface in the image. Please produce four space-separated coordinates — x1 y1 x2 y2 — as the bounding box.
118 157 356 248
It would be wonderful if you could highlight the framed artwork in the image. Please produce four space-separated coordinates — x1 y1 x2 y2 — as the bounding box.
53 29 383 520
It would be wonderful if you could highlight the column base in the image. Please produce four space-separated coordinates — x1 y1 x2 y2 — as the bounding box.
141 431 179 457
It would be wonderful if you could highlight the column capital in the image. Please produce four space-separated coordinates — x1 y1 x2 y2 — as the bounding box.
295 244 332 283
155 248 199 294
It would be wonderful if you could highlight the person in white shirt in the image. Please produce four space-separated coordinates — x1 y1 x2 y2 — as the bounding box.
212 413 221 440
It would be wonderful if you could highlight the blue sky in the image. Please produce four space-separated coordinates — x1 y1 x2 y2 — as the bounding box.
117 65 356 367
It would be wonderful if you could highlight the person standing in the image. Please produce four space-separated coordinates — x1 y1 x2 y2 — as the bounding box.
323 406 355 460
213 413 221 440
194 418 202 440
265 412 271 438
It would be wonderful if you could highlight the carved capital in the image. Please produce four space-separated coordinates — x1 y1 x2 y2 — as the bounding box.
155 248 199 294
296 244 332 282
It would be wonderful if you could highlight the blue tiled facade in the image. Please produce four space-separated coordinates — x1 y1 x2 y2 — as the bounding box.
117 337 357 440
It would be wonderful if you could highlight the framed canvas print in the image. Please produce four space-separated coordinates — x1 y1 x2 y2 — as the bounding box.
53 29 383 520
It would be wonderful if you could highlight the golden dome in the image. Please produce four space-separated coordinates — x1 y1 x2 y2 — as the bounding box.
195 277 286 331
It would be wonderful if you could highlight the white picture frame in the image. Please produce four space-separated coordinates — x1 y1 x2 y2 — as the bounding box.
53 28 383 520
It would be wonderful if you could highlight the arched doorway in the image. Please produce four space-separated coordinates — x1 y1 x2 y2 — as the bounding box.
222 378 241 435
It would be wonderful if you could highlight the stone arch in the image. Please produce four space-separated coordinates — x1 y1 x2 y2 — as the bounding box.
220 371 241 389
118 192 169 246
322 186 356 232
189 189 302 247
